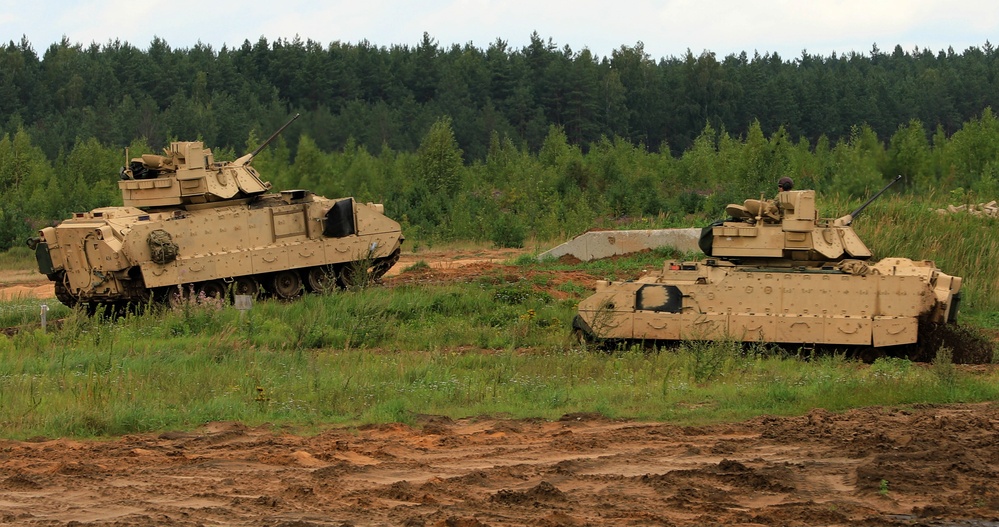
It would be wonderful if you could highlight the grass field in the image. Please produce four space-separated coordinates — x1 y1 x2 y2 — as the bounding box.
2 196 998 439
0 229 997 439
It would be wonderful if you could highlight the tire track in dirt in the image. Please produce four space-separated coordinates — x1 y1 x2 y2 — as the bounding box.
2 404 999 526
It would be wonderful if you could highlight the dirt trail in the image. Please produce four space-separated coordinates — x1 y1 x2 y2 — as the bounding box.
2 404 998 526
0 269 54 301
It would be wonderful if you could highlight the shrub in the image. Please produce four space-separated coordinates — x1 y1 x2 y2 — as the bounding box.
491 213 526 248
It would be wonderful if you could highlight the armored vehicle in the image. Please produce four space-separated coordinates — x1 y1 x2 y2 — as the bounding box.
574 176 963 349
28 114 404 310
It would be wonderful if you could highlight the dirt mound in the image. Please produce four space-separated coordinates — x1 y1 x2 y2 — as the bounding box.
2 404 999 525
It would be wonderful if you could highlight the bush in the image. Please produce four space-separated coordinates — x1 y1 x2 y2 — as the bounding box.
491 213 526 248
675 190 706 214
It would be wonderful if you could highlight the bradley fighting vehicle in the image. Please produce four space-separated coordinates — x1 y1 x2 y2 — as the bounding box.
28 114 404 310
574 176 964 349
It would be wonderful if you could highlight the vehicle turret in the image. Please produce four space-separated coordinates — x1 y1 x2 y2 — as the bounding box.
118 114 300 209
699 175 902 265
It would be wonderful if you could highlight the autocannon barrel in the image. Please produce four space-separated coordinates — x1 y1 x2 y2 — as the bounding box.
847 174 903 224
247 113 301 160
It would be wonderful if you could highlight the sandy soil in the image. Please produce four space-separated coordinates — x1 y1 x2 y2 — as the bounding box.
0 269 54 301
3 252 999 526
1 404 998 526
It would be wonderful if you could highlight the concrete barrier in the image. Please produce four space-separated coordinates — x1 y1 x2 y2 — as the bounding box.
538 228 702 262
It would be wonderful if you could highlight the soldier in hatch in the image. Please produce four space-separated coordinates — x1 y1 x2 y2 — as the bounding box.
778 176 794 192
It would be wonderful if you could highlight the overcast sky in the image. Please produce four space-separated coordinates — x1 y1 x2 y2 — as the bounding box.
2 0 996 60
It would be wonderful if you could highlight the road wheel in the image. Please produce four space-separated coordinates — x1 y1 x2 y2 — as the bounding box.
306 266 338 293
271 271 302 299
337 262 370 289
233 276 260 298
167 285 193 309
197 280 227 302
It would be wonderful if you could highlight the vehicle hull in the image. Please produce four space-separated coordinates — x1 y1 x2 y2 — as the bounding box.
575 258 961 347
35 193 403 307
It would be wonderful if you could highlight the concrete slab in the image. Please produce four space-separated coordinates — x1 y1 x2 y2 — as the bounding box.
538 228 702 262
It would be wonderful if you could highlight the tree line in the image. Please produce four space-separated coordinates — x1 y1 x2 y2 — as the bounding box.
2 34 998 162
3 107 999 252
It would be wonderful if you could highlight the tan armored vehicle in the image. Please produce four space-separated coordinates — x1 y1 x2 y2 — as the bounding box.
575 176 963 349
28 114 403 310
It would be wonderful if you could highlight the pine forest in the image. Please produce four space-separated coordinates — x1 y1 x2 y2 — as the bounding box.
2 34 999 251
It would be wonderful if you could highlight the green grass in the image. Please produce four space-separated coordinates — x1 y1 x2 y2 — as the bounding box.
1 198 998 440
0 298 72 328
0 276 996 440
0 246 37 271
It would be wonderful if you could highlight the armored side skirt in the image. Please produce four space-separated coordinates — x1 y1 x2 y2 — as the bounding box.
576 260 960 348
576 310 917 347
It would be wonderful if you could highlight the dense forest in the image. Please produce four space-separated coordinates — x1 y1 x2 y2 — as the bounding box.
1 34 999 251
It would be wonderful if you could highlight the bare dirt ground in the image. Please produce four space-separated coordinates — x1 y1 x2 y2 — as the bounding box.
0 269 54 301
3 251 999 526
2 405 999 526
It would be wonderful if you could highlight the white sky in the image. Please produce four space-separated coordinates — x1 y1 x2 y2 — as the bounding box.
2 0 996 60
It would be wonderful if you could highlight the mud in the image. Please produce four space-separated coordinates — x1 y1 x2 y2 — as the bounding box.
2 404 999 526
